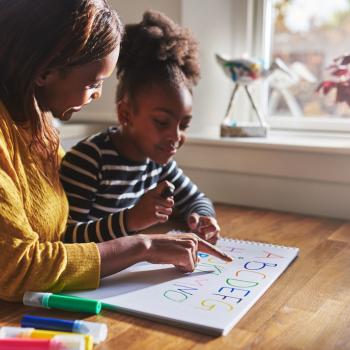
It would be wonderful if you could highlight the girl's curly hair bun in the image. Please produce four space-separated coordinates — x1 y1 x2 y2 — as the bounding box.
117 9 200 86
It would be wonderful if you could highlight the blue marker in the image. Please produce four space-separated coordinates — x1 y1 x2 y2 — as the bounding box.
21 315 107 344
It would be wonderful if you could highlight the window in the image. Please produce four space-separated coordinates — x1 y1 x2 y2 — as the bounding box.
179 0 350 136
267 0 350 132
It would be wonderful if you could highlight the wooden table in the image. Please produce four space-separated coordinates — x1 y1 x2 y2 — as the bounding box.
1 204 349 349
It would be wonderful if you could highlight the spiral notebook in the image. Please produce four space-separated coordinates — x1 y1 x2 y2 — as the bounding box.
67 236 299 336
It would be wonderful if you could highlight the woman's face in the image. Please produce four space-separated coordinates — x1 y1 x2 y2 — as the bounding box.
120 82 193 165
35 47 119 121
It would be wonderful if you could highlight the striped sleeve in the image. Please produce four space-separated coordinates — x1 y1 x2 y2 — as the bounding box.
60 139 130 243
160 160 216 219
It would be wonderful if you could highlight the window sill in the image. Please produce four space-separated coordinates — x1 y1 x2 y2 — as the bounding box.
185 130 350 155
175 130 350 220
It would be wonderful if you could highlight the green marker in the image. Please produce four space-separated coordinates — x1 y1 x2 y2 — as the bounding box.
23 292 102 314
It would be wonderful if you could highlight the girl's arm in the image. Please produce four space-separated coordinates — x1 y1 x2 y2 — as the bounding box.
160 160 220 243
160 160 216 219
60 140 131 242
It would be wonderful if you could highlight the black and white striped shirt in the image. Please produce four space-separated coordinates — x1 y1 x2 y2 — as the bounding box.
60 127 215 243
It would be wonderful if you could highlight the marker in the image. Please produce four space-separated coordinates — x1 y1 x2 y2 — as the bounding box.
23 292 102 314
21 315 107 344
0 331 85 350
0 327 91 350
161 184 175 198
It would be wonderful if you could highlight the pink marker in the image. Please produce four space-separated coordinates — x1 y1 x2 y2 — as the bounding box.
0 334 84 350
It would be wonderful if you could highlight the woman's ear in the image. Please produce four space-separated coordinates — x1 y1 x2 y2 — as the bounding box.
35 70 58 87
117 99 132 127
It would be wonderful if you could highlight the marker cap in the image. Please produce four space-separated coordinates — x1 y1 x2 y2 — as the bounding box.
73 320 108 344
52 335 85 350
161 185 175 198
23 292 49 309
0 326 34 338
22 315 75 333
48 294 102 314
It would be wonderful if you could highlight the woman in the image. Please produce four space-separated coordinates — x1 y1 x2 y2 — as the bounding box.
0 0 231 302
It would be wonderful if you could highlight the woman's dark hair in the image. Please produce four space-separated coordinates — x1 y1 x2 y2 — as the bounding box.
116 10 200 108
0 0 123 174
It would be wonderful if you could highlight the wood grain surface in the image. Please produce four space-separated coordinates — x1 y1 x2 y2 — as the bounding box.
0 204 349 349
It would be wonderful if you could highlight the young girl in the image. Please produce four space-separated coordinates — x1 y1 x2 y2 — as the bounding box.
60 10 221 245
0 1 230 302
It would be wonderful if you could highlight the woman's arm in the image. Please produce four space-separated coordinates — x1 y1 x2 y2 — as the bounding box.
97 232 232 278
0 156 100 302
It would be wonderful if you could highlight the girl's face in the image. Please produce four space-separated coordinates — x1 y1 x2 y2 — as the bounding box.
35 47 119 121
120 82 193 165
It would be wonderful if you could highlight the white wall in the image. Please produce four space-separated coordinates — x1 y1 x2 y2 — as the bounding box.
175 135 350 220
181 0 253 135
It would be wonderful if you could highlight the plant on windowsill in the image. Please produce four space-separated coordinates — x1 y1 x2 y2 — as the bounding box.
317 54 350 106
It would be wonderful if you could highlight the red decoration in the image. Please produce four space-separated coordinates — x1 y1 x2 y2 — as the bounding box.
317 54 350 106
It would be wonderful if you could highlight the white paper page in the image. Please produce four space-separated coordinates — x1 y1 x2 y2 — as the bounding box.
67 238 299 336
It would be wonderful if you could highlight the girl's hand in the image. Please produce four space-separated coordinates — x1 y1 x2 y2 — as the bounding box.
187 213 221 245
126 181 175 232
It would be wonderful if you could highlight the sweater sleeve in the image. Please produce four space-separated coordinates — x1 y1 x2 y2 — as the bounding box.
160 160 216 220
0 134 100 302
60 140 129 243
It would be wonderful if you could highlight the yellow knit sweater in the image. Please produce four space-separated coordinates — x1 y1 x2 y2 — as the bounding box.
0 102 100 302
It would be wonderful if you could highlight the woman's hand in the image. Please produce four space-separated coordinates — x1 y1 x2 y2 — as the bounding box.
187 213 221 245
142 232 230 272
126 181 174 232
97 232 232 277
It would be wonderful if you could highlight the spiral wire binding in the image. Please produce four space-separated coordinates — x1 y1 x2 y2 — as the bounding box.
168 230 299 251
218 237 299 251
